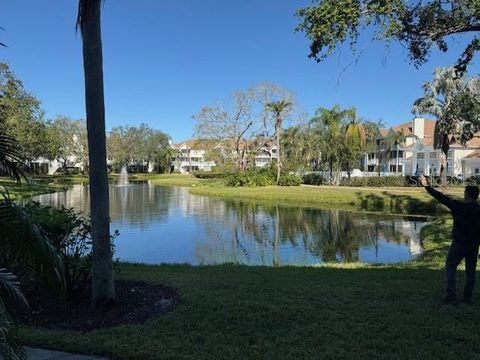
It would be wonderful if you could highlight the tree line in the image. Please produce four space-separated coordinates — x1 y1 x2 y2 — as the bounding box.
0 62 172 174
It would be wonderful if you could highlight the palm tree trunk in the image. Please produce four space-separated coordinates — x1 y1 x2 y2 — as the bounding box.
276 118 282 185
439 148 448 187
79 0 115 308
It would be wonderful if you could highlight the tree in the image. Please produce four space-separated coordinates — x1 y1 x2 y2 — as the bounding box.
311 105 345 185
385 129 406 175
296 0 480 72
343 107 366 177
45 116 78 173
193 83 295 170
265 100 292 184
77 0 115 308
413 67 480 185
0 63 48 168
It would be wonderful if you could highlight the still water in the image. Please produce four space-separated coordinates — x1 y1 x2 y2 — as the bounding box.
30 183 426 265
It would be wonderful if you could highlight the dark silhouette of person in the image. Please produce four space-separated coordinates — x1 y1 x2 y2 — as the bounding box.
420 175 480 305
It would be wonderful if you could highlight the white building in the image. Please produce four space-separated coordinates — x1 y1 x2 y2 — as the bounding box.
366 117 480 177
170 139 278 174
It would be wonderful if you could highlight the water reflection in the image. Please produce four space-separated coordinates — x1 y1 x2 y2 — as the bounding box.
30 184 425 265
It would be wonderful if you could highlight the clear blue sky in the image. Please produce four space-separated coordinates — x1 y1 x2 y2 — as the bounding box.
1 0 479 142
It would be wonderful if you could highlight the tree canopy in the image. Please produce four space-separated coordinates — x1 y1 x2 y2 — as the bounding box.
296 0 480 72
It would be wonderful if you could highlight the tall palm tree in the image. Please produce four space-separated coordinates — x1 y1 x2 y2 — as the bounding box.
412 67 475 186
265 100 292 184
344 107 366 177
385 129 406 175
77 0 115 308
311 105 344 185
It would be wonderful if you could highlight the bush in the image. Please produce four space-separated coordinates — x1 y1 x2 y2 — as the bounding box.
225 168 276 187
192 171 228 179
278 174 301 186
24 202 100 295
302 173 327 185
340 176 407 187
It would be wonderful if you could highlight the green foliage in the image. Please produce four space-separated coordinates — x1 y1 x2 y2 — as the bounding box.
0 194 65 301
225 168 276 187
277 174 301 186
340 176 407 187
24 202 94 295
0 63 47 164
192 171 228 179
296 0 480 70
302 173 327 185
107 124 171 173
0 270 27 360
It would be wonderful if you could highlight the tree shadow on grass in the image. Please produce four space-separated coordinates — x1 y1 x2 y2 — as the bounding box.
356 191 448 216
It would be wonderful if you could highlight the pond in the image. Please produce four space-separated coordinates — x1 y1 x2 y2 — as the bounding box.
29 183 426 266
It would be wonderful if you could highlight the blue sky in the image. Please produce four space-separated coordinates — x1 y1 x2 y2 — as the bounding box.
1 0 479 142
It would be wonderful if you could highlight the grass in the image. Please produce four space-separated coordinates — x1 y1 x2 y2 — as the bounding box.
18 221 480 360
13 175 480 359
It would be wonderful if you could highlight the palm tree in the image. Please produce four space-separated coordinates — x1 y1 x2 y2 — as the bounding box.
385 129 406 175
265 100 292 184
77 0 115 308
311 105 344 185
344 107 366 177
412 67 475 186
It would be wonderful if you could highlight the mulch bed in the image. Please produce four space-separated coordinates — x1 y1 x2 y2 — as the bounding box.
19 280 180 332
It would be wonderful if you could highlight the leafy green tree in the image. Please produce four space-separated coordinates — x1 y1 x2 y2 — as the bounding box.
265 100 292 184
343 107 366 177
77 0 115 308
0 63 48 168
45 116 79 173
296 0 480 71
384 129 406 175
311 105 345 184
413 67 480 185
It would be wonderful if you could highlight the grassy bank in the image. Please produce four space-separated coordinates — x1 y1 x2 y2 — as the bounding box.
19 220 480 360
187 183 464 216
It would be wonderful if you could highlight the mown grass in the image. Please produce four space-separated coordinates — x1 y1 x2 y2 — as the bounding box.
18 221 480 360
14 176 480 359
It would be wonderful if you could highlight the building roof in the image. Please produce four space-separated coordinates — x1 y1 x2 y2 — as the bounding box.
392 119 436 138
464 149 480 160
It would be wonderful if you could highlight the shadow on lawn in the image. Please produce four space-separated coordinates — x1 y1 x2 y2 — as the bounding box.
356 191 447 216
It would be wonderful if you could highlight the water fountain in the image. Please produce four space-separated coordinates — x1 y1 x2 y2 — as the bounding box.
118 165 130 186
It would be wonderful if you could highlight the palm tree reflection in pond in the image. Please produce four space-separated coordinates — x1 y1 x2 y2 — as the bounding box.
195 201 424 265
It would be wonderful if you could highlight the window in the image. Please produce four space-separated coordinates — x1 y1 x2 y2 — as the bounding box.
476 168 480 175
429 152 437 159
417 153 425 160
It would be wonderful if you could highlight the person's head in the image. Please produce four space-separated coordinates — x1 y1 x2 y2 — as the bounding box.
464 185 480 202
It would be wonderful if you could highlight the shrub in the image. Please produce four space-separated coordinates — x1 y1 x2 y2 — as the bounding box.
192 171 228 179
302 173 327 185
225 168 276 187
23 202 112 296
340 176 407 187
278 174 301 186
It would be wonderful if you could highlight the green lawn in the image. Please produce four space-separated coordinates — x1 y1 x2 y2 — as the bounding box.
18 221 480 360
13 176 480 359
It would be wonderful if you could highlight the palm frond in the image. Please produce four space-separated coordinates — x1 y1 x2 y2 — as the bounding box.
0 130 26 183
0 194 66 302
0 270 27 360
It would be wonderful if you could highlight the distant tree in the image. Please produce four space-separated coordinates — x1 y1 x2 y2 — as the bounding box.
384 129 406 175
296 0 480 72
0 63 48 168
265 100 292 184
343 107 366 177
311 105 345 185
413 67 480 185
193 83 295 170
77 0 115 308
45 116 78 173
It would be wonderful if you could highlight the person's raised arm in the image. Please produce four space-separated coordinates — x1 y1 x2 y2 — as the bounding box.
419 175 456 210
